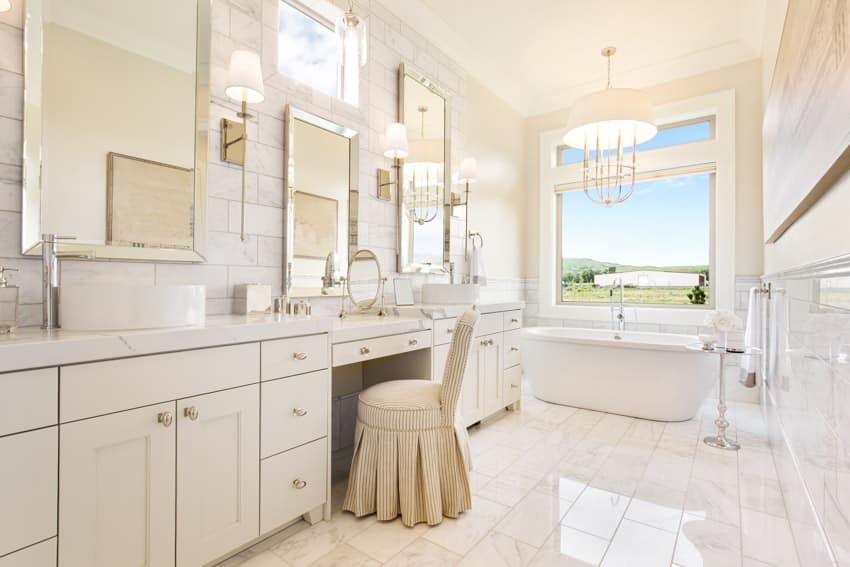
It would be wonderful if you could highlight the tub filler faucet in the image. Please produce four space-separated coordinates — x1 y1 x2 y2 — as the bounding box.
610 277 625 332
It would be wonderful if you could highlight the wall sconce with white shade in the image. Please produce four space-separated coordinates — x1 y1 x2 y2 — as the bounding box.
0 1 11 13
457 156 478 256
336 2 367 106
221 49 265 241
376 122 408 201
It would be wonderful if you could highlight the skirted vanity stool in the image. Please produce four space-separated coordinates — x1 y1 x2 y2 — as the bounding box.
343 308 479 526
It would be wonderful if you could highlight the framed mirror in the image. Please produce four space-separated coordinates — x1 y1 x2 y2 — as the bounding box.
347 249 382 310
397 64 451 273
21 0 210 261
283 106 359 297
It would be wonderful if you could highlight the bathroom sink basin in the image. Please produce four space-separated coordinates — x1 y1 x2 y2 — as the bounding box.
421 283 480 305
59 285 206 331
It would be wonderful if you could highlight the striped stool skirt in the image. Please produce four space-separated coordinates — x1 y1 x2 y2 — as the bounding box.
341 379 472 527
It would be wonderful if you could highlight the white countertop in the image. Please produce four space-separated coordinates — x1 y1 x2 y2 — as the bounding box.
0 301 525 373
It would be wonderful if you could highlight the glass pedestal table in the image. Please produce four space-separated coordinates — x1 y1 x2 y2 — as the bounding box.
686 343 761 451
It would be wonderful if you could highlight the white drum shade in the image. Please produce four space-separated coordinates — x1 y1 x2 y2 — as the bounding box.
563 88 656 150
383 123 409 159
225 50 265 104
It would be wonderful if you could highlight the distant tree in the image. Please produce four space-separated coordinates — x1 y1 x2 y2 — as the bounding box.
607 266 616 273
580 269 596 284
687 285 707 305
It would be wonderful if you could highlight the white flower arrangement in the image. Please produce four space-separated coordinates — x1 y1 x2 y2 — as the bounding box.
703 310 743 333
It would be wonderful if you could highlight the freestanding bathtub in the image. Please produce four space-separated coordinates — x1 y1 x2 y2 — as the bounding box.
521 327 719 421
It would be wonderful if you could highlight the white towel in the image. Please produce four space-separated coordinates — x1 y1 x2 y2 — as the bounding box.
469 239 487 286
741 287 761 387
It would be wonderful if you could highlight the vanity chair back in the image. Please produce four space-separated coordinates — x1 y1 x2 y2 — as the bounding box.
439 308 480 424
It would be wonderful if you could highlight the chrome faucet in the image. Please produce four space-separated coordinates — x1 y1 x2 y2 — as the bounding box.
610 277 625 332
320 251 340 295
42 234 95 329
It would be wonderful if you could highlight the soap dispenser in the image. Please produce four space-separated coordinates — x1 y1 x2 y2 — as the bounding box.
0 265 19 333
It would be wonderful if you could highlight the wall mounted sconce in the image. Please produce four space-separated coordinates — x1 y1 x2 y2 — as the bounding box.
222 50 265 241
457 157 478 256
376 122 408 201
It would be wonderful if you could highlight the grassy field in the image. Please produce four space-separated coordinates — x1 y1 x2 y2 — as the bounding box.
561 285 709 305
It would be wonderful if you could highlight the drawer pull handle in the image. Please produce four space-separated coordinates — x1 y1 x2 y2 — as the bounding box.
360 346 371 355
292 479 307 489
510 346 520 352
511 318 520 324
293 352 308 360
446 328 454 334
408 338 419 346
293 408 308 417
480 339 489 347
157 411 173 428
184 406 199 421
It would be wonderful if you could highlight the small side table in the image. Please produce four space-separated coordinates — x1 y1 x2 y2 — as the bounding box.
687 343 760 451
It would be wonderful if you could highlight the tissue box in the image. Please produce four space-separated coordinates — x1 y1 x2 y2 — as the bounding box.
233 284 272 314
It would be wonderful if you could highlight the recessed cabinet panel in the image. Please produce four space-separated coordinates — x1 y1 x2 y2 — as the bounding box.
0 538 56 567
262 334 329 380
481 334 504 416
177 385 260 567
0 368 57 436
262 370 329 458
261 437 327 534
0 428 57 557
504 365 522 406
433 318 457 346
59 402 176 567
461 341 483 426
504 330 522 369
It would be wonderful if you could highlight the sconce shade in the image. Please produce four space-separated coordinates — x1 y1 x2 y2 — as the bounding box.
225 50 265 104
458 157 478 183
383 123 409 159
0 0 10 13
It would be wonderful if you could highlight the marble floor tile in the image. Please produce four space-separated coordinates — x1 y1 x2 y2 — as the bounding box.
590 453 648 497
741 508 801 566
685 477 741 527
739 474 787 518
738 448 779 481
624 480 685 533
529 526 607 567
477 477 532 507
423 495 510 555
535 472 587 502
473 445 524 476
495 490 572 547
346 519 429 562
383 538 462 566
674 513 742 567
309 544 380 567
458 532 538 567
600 519 676 567
221 551 292 567
561 486 630 540
270 512 375 567
469 470 495 493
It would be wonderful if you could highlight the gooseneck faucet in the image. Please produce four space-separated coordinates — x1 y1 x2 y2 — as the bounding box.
42 234 96 329
610 277 625 332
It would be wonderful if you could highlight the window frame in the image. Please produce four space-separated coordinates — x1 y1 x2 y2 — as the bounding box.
537 90 736 326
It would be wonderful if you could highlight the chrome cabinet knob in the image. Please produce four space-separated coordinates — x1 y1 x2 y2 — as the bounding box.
446 328 454 334
157 411 173 427
293 352 308 360
293 407 307 417
184 406 199 421
292 479 307 489
360 346 371 355
408 338 418 346
480 339 489 347
510 346 519 352
511 318 520 324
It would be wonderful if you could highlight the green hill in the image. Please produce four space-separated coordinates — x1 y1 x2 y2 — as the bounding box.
562 257 708 277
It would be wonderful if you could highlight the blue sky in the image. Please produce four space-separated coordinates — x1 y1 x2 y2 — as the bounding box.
278 1 338 98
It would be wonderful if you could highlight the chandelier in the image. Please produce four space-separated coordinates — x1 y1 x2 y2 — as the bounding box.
563 47 656 206
336 2 367 106
403 106 443 225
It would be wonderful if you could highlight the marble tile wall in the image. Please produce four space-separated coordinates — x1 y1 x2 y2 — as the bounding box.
0 0 495 326
763 259 850 566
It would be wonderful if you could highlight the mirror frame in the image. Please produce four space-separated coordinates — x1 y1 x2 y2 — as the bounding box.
397 63 451 273
282 105 359 296
347 249 382 310
20 0 210 262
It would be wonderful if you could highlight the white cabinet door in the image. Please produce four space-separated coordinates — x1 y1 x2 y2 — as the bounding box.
461 340 484 427
59 402 176 567
0 538 56 567
482 334 504 416
177 385 260 567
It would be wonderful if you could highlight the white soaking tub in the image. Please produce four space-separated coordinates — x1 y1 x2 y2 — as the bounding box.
521 327 719 421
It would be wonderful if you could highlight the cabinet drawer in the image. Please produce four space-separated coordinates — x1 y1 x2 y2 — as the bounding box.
61 343 259 422
504 365 522 405
503 310 523 331
476 313 502 336
0 538 56 567
261 437 327 533
262 370 329 457
504 330 522 369
0 428 57 557
262 334 329 380
333 330 431 367
0 368 57 436
433 318 457 346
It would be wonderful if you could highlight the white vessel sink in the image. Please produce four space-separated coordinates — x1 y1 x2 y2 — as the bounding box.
421 283 480 305
59 285 206 331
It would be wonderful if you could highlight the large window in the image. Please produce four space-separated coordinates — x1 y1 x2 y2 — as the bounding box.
277 1 340 100
556 117 716 307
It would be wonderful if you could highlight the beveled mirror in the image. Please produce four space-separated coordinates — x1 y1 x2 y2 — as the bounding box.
398 64 451 273
21 0 210 261
347 249 382 310
283 106 359 297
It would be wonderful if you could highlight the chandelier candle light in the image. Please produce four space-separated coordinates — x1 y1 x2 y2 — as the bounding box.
563 46 657 206
403 106 444 225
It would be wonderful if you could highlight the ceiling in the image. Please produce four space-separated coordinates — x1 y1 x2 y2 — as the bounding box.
379 0 767 116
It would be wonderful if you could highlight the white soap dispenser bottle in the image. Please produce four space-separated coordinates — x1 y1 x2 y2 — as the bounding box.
0 265 19 333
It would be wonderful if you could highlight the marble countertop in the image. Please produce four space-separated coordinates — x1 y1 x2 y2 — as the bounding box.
0 301 525 373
